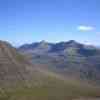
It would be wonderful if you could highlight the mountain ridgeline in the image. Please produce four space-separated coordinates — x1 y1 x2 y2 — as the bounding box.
0 40 100 100
0 41 35 86
19 40 100 84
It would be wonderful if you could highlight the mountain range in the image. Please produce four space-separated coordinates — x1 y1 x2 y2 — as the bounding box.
0 40 100 100
19 40 100 84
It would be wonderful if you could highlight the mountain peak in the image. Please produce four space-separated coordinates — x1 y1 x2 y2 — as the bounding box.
38 40 49 48
40 40 47 43
65 40 83 48
67 40 76 43
39 40 48 46
67 40 79 45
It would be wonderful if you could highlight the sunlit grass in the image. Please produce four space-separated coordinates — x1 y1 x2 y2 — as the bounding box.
0 75 100 100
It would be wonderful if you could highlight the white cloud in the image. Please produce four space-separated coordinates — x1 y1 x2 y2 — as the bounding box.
77 25 95 31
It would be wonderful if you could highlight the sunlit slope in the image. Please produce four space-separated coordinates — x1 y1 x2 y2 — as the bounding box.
0 68 100 100
0 40 99 100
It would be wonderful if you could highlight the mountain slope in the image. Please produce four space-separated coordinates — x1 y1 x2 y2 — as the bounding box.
0 40 99 100
19 40 100 84
0 41 38 87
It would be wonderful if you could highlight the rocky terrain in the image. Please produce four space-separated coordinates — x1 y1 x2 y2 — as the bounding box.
0 41 33 86
19 40 100 84
0 40 99 100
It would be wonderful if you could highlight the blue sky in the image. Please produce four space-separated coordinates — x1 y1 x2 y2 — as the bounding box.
0 0 100 46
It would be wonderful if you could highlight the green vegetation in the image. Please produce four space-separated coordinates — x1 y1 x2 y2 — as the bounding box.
0 40 100 100
15 53 25 61
0 75 100 100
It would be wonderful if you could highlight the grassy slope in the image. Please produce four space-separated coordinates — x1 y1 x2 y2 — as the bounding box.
0 41 99 100
0 70 100 100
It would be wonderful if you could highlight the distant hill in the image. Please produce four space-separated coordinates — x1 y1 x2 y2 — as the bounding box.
19 40 100 84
